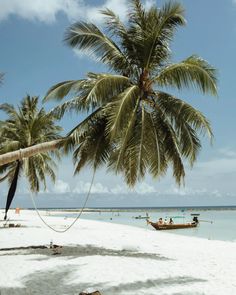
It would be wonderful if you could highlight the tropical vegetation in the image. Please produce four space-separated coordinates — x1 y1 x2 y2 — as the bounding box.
43 0 217 186
0 95 62 218
0 1 218 191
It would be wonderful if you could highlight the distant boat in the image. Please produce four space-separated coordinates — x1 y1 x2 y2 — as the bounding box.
191 213 200 216
148 221 198 230
133 213 149 219
134 215 148 219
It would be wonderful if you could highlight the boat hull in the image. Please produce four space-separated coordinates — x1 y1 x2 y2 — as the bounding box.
149 222 198 230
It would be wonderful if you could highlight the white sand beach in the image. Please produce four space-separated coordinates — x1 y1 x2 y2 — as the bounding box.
0 209 236 295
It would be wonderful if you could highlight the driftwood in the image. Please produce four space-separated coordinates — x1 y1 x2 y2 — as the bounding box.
0 245 48 251
79 291 101 295
8 223 21 228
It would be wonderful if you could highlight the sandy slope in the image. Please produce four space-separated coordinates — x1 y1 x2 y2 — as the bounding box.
0 209 235 295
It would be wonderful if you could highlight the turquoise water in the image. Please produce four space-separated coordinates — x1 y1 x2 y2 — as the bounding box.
60 209 236 242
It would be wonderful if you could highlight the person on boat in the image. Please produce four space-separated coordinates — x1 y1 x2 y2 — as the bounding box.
192 216 199 224
158 218 163 225
164 218 168 224
169 218 174 224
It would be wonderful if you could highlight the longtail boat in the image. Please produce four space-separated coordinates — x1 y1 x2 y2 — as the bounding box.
148 221 198 230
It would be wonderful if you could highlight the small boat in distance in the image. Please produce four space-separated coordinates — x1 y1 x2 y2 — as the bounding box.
134 215 148 219
133 213 149 219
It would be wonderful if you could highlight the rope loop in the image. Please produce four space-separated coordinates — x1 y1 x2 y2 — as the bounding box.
29 169 96 233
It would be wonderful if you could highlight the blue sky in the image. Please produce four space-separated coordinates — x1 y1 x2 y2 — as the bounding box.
0 0 236 208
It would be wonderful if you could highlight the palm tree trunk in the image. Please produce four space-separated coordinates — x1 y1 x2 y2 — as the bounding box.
0 139 64 166
4 160 20 220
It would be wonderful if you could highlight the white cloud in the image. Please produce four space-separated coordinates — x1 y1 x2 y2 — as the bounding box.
0 0 73 23
0 0 156 24
53 179 70 194
135 182 156 194
73 181 109 194
218 148 236 158
110 184 130 194
196 157 236 175
164 186 208 196
0 0 128 24
85 0 128 23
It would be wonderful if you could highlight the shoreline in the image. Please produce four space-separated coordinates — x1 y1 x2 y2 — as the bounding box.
1 205 235 213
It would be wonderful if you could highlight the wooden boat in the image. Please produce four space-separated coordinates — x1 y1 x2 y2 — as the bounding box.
148 221 198 230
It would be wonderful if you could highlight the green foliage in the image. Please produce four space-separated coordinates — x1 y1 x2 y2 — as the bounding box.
44 0 218 187
0 95 62 192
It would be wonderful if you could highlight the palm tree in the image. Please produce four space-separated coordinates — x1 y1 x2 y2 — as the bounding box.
0 1 218 189
42 0 217 187
0 95 62 219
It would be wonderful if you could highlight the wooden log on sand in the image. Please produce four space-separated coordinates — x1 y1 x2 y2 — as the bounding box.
79 291 101 295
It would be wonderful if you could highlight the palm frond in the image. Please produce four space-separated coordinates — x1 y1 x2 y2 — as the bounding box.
155 55 218 95
64 22 130 72
0 103 16 117
144 1 185 69
108 97 140 173
73 118 111 173
149 106 185 184
101 8 127 39
155 91 213 140
46 74 130 117
144 93 208 168
84 73 130 108
44 80 83 102
106 85 140 138
1 96 62 195
65 107 104 150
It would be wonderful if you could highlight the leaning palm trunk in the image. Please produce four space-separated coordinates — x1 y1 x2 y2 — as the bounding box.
0 139 64 166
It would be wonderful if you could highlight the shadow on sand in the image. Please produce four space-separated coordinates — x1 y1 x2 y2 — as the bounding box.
0 245 207 295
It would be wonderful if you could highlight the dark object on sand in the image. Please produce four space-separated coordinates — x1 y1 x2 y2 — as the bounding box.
1 223 22 228
4 160 21 220
8 223 21 228
79 291 101 295
50 242 62 255
0 245 47 251
49 243 62 249
148 221 198 230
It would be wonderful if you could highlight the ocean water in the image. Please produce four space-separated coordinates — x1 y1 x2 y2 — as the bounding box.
60 208 236 242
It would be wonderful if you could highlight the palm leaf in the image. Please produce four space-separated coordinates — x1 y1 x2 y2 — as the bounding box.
144 1 186 69
65 22 130 72
106 85 140 138
44 80 83 102
155 55 217 95
109 97 140 173
155 91 213 140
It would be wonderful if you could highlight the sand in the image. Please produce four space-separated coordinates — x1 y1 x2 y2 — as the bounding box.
0 209 236 295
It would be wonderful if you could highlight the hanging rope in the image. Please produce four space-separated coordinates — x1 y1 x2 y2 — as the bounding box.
29 169 96 233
